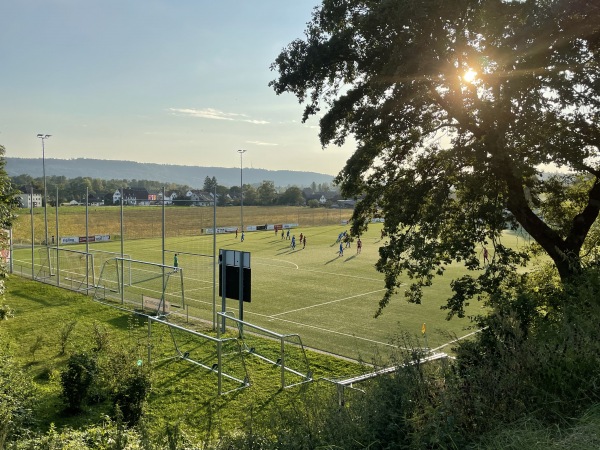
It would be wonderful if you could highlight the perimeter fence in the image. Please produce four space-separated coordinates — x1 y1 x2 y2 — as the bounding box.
10 191 353 324
12 202 353 246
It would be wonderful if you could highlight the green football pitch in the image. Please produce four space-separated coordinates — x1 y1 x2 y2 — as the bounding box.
10 223 534 361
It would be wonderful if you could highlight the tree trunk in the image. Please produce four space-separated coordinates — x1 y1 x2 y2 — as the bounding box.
499 157 592 282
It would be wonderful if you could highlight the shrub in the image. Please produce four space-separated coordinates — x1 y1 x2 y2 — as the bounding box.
12 418 145 449
0 334 36 447
113 370 151 426
446 266 600 438
0 303 13 320
58 320 77 355
91 321 111 353
60 352 98 412
29 334 45 360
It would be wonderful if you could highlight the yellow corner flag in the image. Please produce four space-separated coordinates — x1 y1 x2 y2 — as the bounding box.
421 323 426 335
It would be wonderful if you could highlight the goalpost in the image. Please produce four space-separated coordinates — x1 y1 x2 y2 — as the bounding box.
162 248 215 320
34 246 53 281
93 257 185 316
146 315 250 395
35 247 95 293
88 249 132 286
218 311 313 390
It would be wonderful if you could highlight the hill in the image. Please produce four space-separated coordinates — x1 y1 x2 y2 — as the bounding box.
6 157 335 188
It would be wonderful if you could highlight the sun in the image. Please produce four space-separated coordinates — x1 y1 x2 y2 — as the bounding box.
463 68 478 83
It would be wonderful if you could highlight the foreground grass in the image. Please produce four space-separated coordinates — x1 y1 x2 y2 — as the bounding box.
2 275 361 441
474 405 600 449
5 275 600 448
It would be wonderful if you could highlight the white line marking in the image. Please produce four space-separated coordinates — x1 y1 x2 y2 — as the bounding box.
244 310 402 349
254 257 381 282
256 258 299 269
430 328 483 352
270 289 387 317
300 267 381 282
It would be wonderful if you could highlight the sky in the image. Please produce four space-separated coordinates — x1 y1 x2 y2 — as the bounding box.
0 0 355 176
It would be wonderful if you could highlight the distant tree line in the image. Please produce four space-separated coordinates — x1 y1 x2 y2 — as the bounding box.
10 173 339 207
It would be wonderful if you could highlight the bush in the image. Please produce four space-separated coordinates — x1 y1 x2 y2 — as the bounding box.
12 418 146 449
0 303 13 320
60 352 98 412
0 333 36 447
445 266 600 439
58 320 77 355
91 321 111 353
212 267 600 449
114 370 151 426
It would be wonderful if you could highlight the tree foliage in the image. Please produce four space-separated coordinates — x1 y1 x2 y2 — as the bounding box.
278 186 305 206
12 171 336 209
203 175 218 193
271 0 600 316
257 180 278 205
0 145 19 230
0 145 24 446
0 334 36 448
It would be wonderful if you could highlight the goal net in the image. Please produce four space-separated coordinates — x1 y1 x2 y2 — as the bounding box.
93 257 185 315
35 247 95 293
218 312 312 389
162 247 215 321
147 316 250 395
88 249 132 286
34 246 53 281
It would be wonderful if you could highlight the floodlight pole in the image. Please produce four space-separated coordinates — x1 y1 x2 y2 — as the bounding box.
30 186 35 279
120 187 125 305
85 187 90 289
212 184 217 330
56 186 60 287
238 149 246 235
37 133 51 246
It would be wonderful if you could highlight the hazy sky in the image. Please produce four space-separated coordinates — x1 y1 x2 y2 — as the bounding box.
1 0 355 176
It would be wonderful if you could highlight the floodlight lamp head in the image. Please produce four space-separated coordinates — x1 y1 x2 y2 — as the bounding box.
37 134 51 139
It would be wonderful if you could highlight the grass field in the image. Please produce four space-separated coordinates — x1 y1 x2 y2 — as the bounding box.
10 224 536 363
2 276 363 439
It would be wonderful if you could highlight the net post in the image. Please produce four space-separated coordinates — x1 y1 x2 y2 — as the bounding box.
147 317 152 365
179 268 185 309
280 336 285 389
218 338 222 395
120 258 125 304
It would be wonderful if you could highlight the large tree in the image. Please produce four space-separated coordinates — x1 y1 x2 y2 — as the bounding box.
0 144 19 316
271 0 600 316
203 176 218 193
278 186 305 206
257 180 278 205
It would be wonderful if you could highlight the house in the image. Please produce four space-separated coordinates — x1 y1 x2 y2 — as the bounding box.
17 188 43 208
87 194 104 206
336 199 356 209
112 188 150 206
185 189 214 207
157 191 178 205
305 191 337 205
